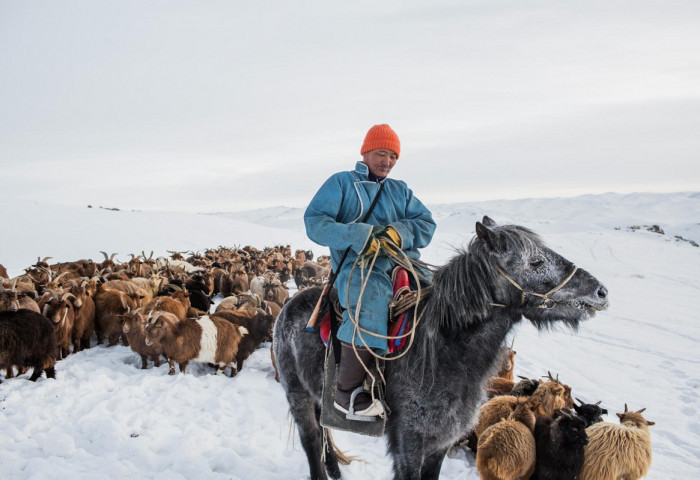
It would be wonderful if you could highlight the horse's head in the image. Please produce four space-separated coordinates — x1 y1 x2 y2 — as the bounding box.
474 216 609 329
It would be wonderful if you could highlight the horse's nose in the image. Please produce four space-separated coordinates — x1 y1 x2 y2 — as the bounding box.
596 285 608 300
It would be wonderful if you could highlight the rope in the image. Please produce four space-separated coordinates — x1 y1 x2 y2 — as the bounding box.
344 238 431 366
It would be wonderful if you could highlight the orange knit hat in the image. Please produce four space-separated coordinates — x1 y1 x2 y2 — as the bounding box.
360 124 400 158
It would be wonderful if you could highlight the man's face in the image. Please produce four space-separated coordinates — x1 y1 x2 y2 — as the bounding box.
363 149 398 178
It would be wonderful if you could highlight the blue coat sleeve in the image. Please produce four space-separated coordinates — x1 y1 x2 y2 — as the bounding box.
304 174 374 254
388 182 436 251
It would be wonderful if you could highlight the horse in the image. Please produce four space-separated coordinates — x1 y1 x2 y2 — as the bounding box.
273 217 609 480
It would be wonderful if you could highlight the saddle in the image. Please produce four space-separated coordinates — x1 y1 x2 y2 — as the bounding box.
318 267 416 353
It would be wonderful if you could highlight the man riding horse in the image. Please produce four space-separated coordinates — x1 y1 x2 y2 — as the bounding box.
304 124 437 419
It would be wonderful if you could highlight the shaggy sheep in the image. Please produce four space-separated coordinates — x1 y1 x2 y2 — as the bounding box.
476 400 537 480
579 404 654 480
0 309 57 382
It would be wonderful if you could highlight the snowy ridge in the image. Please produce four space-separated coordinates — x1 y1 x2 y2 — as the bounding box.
0 192 699 479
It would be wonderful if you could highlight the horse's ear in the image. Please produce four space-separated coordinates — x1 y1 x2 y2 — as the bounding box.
476 222 507 254
482 215 497 227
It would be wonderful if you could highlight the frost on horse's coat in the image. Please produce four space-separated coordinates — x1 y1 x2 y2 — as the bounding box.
273 217 609 480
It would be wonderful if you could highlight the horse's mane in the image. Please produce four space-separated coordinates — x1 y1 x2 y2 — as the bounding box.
418 225 544 356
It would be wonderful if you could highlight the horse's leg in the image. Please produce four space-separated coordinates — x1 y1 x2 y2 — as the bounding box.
420 448 449 480
315 403 341 480
285 379 331 480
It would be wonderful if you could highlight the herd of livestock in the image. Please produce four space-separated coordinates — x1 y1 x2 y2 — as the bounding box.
0 247 654 480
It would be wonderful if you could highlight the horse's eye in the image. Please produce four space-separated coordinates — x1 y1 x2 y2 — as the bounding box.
529 258 545 269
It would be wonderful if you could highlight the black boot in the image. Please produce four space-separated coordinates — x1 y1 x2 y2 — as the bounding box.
334 342 385 420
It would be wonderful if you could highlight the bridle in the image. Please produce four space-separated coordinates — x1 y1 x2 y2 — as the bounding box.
491 264 579 309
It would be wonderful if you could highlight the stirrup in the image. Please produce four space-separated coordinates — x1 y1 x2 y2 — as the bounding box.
333 386 385 422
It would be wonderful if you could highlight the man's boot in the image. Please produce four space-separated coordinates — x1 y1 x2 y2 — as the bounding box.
334 341 385 420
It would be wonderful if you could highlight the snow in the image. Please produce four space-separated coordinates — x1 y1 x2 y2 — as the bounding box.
1 192 699 479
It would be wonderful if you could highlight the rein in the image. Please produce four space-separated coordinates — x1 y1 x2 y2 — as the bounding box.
491 264 579 309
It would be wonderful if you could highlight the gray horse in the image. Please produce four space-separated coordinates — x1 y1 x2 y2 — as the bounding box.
273 218 609 480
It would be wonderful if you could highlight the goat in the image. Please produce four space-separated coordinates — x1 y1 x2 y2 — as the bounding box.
533 409 589 480
475 380 568 440
94 288 139 346
573 397 608 427
211 308 274 374
579 404 654 480
476 399 537 480
122 310 171 369
37 290 75 359
65 280 96 352
263 275 289 307
0 279 41 313
142 295 189 321
144 314 247 376
0 309 57 382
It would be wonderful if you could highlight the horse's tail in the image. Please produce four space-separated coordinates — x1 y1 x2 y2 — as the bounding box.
323 428 360 466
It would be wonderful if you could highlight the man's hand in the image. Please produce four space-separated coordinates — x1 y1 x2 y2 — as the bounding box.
360 226 402 258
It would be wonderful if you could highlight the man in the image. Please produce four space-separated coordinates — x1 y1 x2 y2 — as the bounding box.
304 124 436 419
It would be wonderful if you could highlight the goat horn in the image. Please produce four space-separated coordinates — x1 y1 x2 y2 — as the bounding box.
636 407 647 414
110 253 118 260
575 397 584 405
61 292 75 302
10 278 19 291
40 256 53 264
624 403 629 413
510 336 515 349
595 400 602 406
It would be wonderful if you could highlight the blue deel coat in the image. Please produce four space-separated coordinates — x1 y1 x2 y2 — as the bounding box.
304 161 436 353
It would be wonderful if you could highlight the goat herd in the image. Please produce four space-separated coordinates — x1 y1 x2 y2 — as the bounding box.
0 248 654 480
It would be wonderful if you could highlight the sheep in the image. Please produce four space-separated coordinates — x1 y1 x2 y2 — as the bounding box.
476 399 537 480
144 314 248 376
533 410 589 480
572 397 608 427
211 308 274 374
122 310 173 369
579 404 654 480
0 309 57 382
37 290 75 359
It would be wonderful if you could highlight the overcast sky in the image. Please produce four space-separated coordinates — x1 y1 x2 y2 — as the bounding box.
1 0 698 212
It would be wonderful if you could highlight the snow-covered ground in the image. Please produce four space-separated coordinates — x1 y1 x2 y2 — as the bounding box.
1 192 699 479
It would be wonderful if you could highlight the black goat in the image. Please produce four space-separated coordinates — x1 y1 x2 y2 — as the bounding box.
573 397 608 427
0 309 57 382
533 409 589 480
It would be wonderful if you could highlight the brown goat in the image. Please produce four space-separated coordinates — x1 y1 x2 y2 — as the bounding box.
122 310 172 369
37 290 76 359
476 400 537 480
65 280 96 352
142 295 189 321
144 314 247 376
94 288 139 346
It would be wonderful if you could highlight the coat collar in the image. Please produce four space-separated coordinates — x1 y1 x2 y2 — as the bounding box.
354 161 386 182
